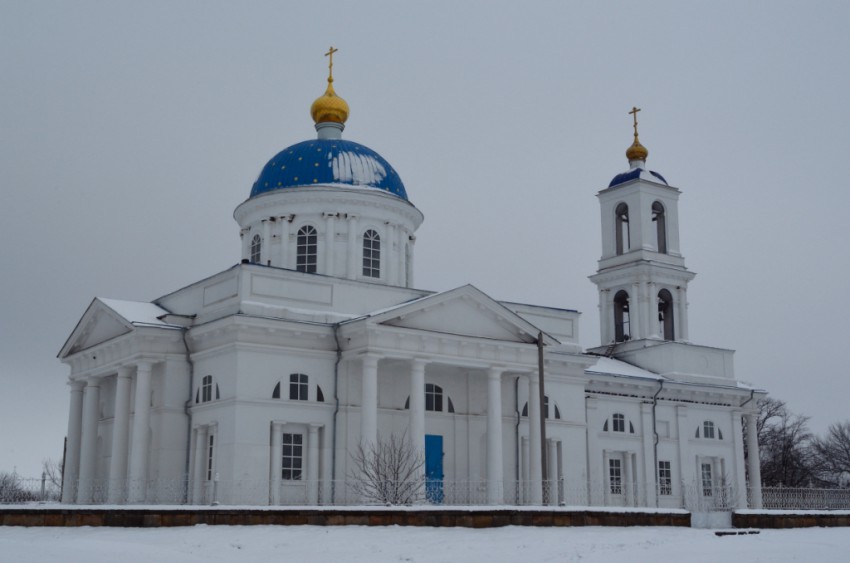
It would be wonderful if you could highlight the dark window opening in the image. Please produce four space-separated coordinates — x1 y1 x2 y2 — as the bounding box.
317 385 324 403
362 229 381 278
201 375 213 403
250 234 261 264
614 290 630 343
282 433 303 480
657 289 674 341
658 461 672 495
615 203 630 255
272 382 281 399
609 459 622 494
289 373 308 401
652 201 667 254
613 413 625 432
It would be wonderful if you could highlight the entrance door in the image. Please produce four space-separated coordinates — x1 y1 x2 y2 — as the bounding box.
425 434 444 504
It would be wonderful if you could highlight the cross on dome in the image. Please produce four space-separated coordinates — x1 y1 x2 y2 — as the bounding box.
625 105 649 163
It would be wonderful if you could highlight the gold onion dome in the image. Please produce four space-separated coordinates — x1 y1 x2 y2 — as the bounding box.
626 137 648 162
310 77 349 124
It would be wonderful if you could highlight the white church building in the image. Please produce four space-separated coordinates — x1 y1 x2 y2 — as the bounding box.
58 53 765 508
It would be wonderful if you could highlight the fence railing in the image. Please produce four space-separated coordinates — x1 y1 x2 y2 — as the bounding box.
3 474 848 511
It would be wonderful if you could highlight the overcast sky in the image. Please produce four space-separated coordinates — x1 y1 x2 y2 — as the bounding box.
1 1 849 477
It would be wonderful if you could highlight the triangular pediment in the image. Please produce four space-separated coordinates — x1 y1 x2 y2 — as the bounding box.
363 285 558 345
59 298 135 358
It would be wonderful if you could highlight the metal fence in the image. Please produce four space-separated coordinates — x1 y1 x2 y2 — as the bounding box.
3 474 849 511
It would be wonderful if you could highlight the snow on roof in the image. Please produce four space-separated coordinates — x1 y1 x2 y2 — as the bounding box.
98 298 178 328
585 356 664 380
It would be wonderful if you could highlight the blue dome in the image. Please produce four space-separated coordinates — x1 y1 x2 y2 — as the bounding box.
609 167 668 188
250 139 408 200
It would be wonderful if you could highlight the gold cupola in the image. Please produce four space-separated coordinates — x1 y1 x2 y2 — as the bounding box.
626 106 648 163
310 46 349 127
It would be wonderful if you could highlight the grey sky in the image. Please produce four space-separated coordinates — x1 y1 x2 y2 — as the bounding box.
1 1 848 476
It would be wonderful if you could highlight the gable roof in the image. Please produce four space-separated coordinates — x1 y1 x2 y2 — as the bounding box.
343 284 559 345
58 298 180 358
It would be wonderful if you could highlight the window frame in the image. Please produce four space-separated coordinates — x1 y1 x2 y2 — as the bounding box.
289 373 308 401
701 462 713 496
613 290 630 342
703 421 715 440
281 432 303 481
250 234 262 264
651 201 668 254
296 225 318 273
609 458 622 495
658 460 672 495
201 375 212 403
206 433 215 481
612 413 626 433
362 229 381 278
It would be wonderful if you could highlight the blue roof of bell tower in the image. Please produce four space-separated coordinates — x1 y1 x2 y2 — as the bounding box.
250 139 408 200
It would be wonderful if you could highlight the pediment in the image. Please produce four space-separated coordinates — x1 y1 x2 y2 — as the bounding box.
366 285 557 345
59 299 134 358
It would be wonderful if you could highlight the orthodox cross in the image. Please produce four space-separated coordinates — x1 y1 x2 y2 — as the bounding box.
325 46 338 80
629 106 641 138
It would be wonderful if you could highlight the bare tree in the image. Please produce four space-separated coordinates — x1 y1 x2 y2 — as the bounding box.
811 422 850 487
0 472 37 503
348 432 425 505
747 397 815 487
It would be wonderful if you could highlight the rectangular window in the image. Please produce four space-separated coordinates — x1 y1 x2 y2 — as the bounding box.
609 459 622 495
701 462 713 496
658 460 672 495
202 375 212 403
289 373 308 401
206 434 215 481
282 433 303 480
613 413 625 433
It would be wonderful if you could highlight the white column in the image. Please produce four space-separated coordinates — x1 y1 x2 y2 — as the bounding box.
527 372 542 504
745 413 763 508
631 282 642 340
640 403 657 507
279 217 291 269
346 214 358 279
676 406 690 501
385 223 396 285
261 219 271 265
732 412 747 508
324 213 335 276
192 425 208 503
648 281 658 338
269 422 282 505
62 380 85 503
602 450 611 505
410 360 426 479
128 361 153 503
677 286 689 341
547 439 559 506
107 367 132 504
486 367 504 504
307 424 321 504
406 234 415 287
599 289 611 343
360 355 379 447
623 451 633 506
396 225 405 286
240 228 250 261
78 377 101 503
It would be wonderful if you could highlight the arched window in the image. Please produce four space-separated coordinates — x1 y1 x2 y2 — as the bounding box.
613 290 630 343
657 289 674 341
289 373 308 401
196 375 219 403
250 234 261 264
404 384 455 413
613 413 625 432
520 396 561 419
362 229 381 278
615 203 630 255
296 226 318 273
652 201 667 254
703 421 715 439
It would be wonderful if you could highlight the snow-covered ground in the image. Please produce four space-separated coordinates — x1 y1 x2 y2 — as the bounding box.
1 525 848 562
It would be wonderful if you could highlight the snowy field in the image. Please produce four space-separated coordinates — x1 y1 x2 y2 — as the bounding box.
1 525 848 562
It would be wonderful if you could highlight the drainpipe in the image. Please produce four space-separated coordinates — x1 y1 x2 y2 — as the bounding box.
537 332 547 503
652 380 663 507
181 329 196 504
739 389 755 408
514 376 521 504
331 323 343 503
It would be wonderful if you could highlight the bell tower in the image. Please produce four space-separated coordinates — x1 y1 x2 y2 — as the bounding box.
589 108 695 346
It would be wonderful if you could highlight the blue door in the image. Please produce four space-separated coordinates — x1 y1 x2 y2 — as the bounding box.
425 434 444 504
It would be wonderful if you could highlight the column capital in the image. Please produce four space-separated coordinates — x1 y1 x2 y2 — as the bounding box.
135 359 154 372
308 423 322 432
488 366 506 379
116 365 133 379
69 379 86 392
84 376 101 388
361 354 380 369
